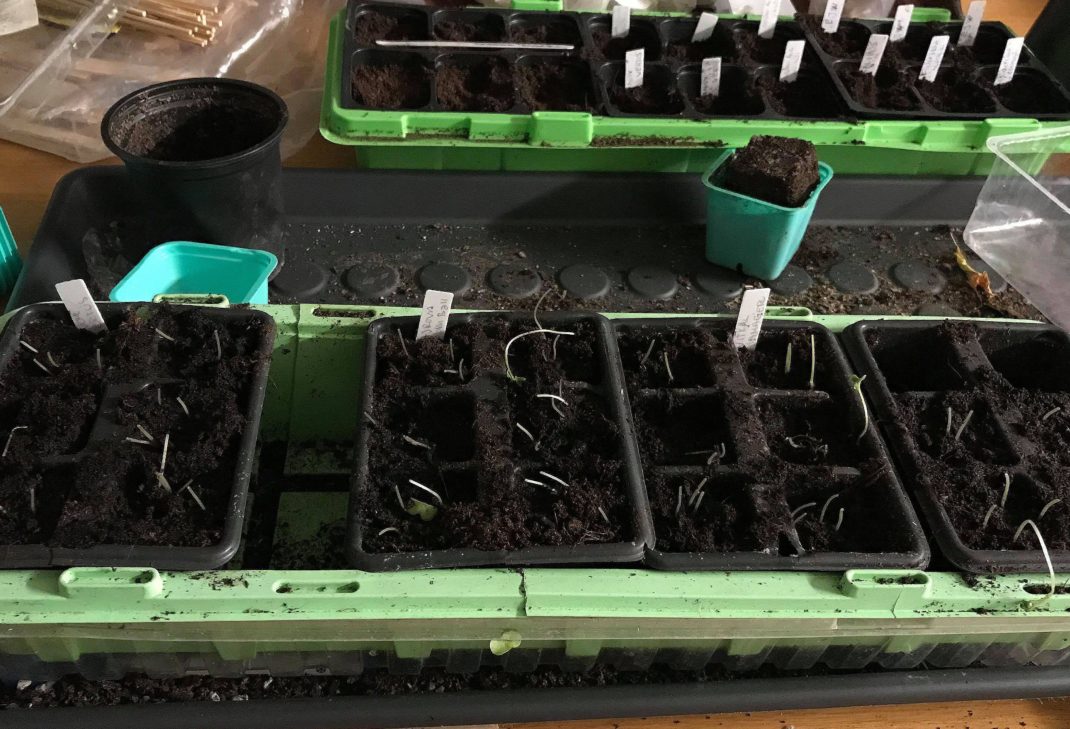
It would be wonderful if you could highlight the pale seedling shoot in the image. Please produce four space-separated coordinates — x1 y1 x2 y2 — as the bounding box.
2 426 28 458
663 351 675 384
953 409 974 443
808 335 816 389
504 329 574 382
1014 519 1055 604
515 422 539 450
1042 406 1062 422
784 342 793 375
850 374 868 443
819 493 839 523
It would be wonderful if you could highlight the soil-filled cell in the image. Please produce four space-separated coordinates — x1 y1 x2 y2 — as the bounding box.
433 10 506 42
632 393 738 466
353 7 429 45
602 64 684 116
436 55 515 113
587 17 662 62
515 58 595 113
351 51 431 110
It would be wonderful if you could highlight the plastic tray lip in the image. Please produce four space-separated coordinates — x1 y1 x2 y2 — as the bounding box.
840 318 1070 574
0 302 276 570
611 316 930 572
347 309 654 571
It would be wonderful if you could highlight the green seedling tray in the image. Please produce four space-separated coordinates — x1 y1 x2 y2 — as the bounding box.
321 6 1068 175
3 302 1070 680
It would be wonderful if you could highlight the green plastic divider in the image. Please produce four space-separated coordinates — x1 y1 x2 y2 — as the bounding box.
322 8 1062 175
2 304 1069 673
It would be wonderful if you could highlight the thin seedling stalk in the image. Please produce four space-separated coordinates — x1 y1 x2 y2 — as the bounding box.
551 334 561 362
31 358 50 375
176 397 190 416
408 478 444 506
160 432 170 473
790 502 817 519
124 437 152 445
539 471 570 489
524 478 557 495
689 490 706 516
515 423 538 449
850 375 868 443
364 411 380 427
945 406 953 437
28 485 34 515
155 472 173 494
2 426 28 458
503 329 574 381
1000 472 1012 508
1042 406 1062 422
448 339 456 363
981 503 998 531
396 328 410 358
532 287 552 331
687 477 710 508
953 409 974 443
819 493 839 523
706 442 727 466
401 434 432 450
1039 498 1062 519
18 340 38 354
663 351 675 384
183 483 206 511
1014 519 1055 605
808 335 816 389
639 339 656 366
784 342 793 375
377 527 400 537
155 328 175 342
393 484 406 510
46 352 60 368
157 387 162 405
597 506 611 525
213 329 222 361
833 507 845 531
536 393 569 406
675 484 684 516
96 348 103 371
136 424 154 442
792 512 810 526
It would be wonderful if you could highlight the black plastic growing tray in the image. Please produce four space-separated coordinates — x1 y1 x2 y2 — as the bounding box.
0 303 275 570
843 319 1070 574
349 311 653 570
614 317 928 570
343 1 845 120
806 18 1070 120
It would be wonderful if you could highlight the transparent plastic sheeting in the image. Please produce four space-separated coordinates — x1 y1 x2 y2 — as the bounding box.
0 0 335 162
965 126 1070 333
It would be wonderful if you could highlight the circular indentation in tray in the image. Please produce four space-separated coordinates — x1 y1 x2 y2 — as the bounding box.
693 265 744 300
892 260 946 294
270 261 328 298
559 264 610 300
418 262 471 294
488 264 541 298
827 261 878 295
769 265 813 296
344 264 399 298
627 265 677 300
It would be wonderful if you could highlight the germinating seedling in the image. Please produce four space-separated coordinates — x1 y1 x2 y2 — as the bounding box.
515 422 539 450
850 375 868 443
640 339 657 366
2 426 28 458
808 335 816 389
1015 519 1055 604
1042 407 1062 422
819 493 839 523
953 409 974 443
504 329 575 382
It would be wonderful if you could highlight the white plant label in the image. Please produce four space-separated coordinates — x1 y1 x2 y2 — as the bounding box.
821 0 844 33
859 33 889 75
890 4 913 42
415 289 453 340
692 12 718 42
0 0 37 36
611 5 630 38
625 48 644 89
758 0 779 39
995 36 1025 85
779 39 805 82
918 34 949 82
701 57 722 97
958 0 985 47
55 279 106 334
734 288 770 350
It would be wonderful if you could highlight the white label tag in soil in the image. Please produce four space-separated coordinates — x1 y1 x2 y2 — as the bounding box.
416 289 453 340
700 57 722 97
958 0 985 47
55 279 107 334
611 5 630 39
918 34 949 82
890 4 913 42
624 47 644 89
860 33 889 75
0 0 37 36
692 12 718 42
821 0 844 33
758 0 779 39
734 288 770 351
995 36 1024 85
779 40 805 82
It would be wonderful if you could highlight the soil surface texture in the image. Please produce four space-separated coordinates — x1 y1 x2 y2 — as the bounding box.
721 135 820 208
588 25 660 62
759 73 842 118
360 317 633 553
516 62 594 112
352 60 430 110
608 73 684 115
436 57 514 112
798 15 871 59
0 306 269 549
510 18 580 46
840 62 920 111
434 15 505 42
354 10 428 45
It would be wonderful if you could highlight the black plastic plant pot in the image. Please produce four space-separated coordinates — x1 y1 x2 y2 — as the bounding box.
349 311 653 570
101 78 288 269
0 303 275 569
614 318 929 571
842 319 1070 574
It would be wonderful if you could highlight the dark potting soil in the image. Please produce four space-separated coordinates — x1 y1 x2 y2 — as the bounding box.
361 318 631 553
721 135 820 208
589 26 660 62
617 325 913 557
354 10 428 45
608 76 684 115
510 19 581 46
866 322 1070 553
758 73 842 119
0 307 268 549
351 61 430 110
435 57 514 112
665 34 736 64
515 62 594 112
690 77 764 116
915 74 995 114
735 27 802 66
985 73 1070 115
117 101 278 163
798 15 871 59
434 16 505 42
840 64 920 111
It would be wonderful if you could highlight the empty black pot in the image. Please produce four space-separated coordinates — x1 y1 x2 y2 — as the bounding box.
101 78 288 270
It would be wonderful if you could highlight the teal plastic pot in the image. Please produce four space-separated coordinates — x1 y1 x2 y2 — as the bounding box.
109 241 277 304
703 150 834 281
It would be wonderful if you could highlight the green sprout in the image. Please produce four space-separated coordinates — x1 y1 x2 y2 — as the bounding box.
784 342 793 375
405 498 438 522
850 374 868 443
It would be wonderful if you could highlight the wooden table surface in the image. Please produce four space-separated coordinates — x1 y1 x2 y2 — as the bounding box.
0 1 1062 726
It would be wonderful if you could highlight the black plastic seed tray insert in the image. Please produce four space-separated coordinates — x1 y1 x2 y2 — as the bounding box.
801 18 1070 120
842 319 1070 574
0 303 275 570
614 317 929 571
348 311 653 571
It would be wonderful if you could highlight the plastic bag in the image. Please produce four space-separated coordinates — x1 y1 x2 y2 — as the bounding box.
0 0 343 162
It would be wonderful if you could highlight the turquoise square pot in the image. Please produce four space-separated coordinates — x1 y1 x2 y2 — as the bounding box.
110 241 277 304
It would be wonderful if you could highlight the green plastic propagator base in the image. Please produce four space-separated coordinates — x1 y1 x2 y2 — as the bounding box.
321 7 1068 175
4 304 1070 677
